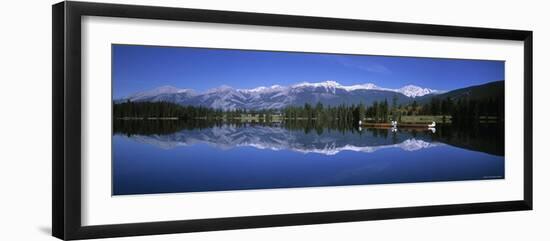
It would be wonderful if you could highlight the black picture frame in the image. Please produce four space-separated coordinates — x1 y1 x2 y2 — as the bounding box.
52 1 533 240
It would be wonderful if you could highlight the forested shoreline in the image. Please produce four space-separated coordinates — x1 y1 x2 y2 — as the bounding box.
114 95 503 125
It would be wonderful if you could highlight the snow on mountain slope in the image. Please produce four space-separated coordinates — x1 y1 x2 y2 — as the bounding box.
289 81 438 97
127 85 195 101
397 85 439 98
121 81 442 110
238 85 285 94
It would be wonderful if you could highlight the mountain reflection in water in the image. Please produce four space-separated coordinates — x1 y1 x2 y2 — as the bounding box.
113 120 504 156
112 120 504 195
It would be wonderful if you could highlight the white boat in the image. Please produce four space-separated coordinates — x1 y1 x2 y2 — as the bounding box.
428 121 436 128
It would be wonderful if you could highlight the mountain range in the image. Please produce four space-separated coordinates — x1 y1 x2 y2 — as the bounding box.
118 80 503 110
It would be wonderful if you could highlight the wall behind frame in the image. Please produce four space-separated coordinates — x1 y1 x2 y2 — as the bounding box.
0 0 547 240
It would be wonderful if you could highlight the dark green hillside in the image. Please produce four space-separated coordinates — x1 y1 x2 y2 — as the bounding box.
417 80 504 104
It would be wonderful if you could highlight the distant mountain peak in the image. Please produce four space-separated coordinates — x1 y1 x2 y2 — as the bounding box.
293 80 383 93
238 85 285 93
121 80 450 110
397 85 439 98
206 85 234 93
293 80 340 88
344 83 382 91
127 85 194 101
291 80 438 97
292 80 344 94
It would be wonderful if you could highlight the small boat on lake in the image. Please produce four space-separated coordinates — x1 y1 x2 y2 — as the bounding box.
361 121 438 130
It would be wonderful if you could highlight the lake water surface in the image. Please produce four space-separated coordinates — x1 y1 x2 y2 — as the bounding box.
112 121 504 195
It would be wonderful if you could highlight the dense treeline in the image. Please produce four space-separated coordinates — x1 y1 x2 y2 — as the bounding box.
395 97 504 125
113 101 279 120
114 101 222 119
282 102 365 123
114 94 503 125
283 95 503 125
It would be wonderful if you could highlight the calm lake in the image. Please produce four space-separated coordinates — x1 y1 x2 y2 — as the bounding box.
112 121 504 195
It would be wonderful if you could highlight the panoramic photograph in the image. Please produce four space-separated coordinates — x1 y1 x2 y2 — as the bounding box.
112 44 505 196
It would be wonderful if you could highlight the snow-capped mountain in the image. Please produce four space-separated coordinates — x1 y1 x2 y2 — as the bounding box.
119 81 442 110
397 85 439 98
288 81 439 96
238 85 285 94
126 85 196 102
292 80 386 93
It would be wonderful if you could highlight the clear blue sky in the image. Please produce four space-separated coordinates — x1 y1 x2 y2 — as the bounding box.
112 44 504 99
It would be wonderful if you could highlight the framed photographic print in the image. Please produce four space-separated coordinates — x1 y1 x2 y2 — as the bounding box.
52 1 533 240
